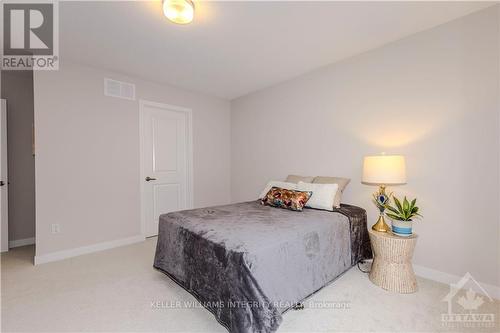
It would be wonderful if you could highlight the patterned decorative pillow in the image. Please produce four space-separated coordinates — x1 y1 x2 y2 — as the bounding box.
261 187 313 211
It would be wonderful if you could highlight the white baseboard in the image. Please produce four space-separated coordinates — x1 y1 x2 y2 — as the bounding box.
9 237 35 248
414 264 500 300
34 234 145 265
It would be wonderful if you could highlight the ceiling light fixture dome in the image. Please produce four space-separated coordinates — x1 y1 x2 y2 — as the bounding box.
163 0 194 25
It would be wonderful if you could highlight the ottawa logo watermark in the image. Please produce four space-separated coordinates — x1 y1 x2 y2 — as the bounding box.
1 1 59 70
441 272 496 329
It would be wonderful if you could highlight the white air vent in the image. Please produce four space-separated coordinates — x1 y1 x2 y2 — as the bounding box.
104 78 136 100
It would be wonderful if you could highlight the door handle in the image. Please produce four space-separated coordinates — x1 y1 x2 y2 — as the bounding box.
145 176 157 182
0 181 4 186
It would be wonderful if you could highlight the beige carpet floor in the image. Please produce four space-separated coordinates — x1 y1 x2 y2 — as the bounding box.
1 238 498 332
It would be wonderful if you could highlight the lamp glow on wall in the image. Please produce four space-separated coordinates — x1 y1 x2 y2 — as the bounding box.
362 154 406 232
163 0 194 24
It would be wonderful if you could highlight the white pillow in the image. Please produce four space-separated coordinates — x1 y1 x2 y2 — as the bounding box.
297 181 338 211
259 181 297 199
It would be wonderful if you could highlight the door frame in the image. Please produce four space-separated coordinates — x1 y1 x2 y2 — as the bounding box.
139 99 194 237
0 99 8 252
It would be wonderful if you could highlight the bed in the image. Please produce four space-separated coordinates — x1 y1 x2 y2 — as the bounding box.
153 200 371 333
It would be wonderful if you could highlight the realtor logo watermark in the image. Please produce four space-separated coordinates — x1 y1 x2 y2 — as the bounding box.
151 300 351 310
1 1 59 70
441 272 496 329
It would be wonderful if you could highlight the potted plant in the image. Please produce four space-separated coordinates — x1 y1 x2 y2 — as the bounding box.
386 196 422 237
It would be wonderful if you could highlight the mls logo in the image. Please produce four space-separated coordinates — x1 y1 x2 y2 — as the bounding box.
1 1 58 70
441 272 496 329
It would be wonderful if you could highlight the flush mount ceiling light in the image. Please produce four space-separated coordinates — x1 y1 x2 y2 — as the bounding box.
163 0 195 25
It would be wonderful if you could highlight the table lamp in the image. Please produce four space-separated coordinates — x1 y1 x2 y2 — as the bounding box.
362 154 406 232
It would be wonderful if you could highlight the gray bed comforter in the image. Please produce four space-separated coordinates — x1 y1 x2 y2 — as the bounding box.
153 201 371 333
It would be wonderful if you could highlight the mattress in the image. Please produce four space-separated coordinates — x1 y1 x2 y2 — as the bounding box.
153 200 371 333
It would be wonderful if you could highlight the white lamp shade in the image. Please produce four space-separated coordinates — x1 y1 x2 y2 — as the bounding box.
362 155 406 185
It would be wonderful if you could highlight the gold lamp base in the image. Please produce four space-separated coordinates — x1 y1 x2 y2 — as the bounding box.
372 214 390 233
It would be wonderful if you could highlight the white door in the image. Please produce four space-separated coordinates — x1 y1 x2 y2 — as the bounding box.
1 100 8 252
140 101 192 237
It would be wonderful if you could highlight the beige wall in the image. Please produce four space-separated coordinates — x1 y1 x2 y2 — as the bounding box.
231 7 499 287
1 70 36 243
34 62 231 257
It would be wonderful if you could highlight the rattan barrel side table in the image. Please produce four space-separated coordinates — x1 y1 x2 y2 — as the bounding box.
368 229 418 293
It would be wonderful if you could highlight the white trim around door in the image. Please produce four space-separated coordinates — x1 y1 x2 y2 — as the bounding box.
139 100 194 238
0 99 8 253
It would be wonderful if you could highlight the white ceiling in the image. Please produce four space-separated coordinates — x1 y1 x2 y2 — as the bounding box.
60 1 493 100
